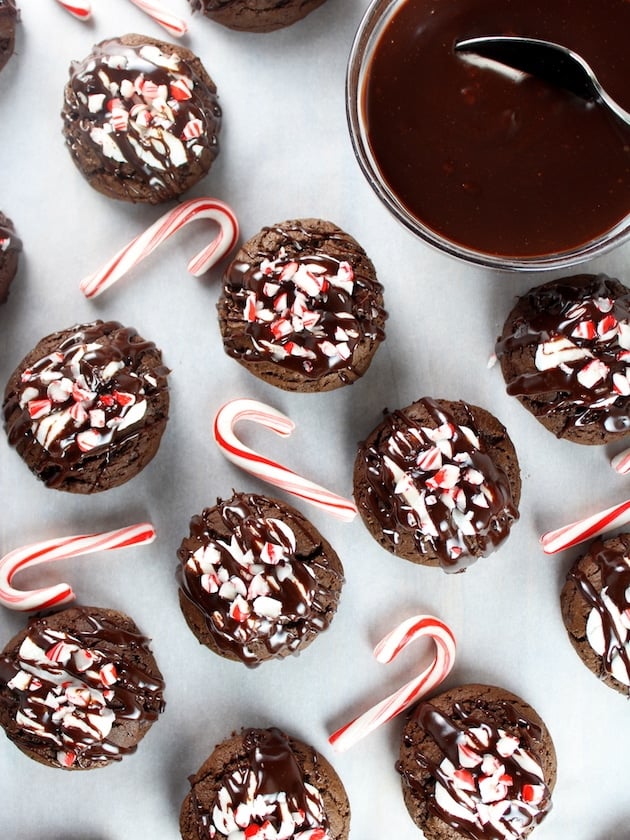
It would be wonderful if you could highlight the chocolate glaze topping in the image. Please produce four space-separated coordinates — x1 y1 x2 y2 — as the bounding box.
0 609 165 768
496 275 630 435
569 538 630 687
63 37 221 199
222 223 385 382
400 701 551 839
177 493 343 666
3 320 168 489
358 398 518 571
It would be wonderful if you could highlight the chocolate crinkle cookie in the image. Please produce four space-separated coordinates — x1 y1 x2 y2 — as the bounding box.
0 0 18 74
496 273 630 444
0 211 21 304
3 320 170 493
353 397 521 572
188 0 328 33
218 218 386 392
0 607 165 770
61 34 222 204
180 727 350 839
398 684 556 840
177 492 345 666
561 533 630 695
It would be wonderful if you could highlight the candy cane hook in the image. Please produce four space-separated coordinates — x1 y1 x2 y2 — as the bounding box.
213 398 358 522
329 615 457 752
540 498 630 554
0 523 156 612
80 197 239 298
53 0 92 19
125 0 188 37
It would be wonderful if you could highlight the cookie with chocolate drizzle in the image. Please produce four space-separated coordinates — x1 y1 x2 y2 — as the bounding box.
496 274 630 445
0 606 165 770
180 727 350 839
353 397 521 572
218 218 386 392
561 533 630 695
0 211 21 304
61 33 222 204
3 319 170 493
398 684 556 840
176 492 345 666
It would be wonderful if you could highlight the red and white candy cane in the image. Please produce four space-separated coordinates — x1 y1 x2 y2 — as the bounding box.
328 615 457 752
126 0 188 37
53 0 92 18
540 498 630 554
611 447 630 475
213 398 358 522
0 523 156 612
80 197 239 298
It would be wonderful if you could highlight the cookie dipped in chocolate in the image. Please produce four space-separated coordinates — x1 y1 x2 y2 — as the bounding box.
61 34 221 203
496 274 630 444
177 492 345 666
3 320 170 492
0 607 165 770
353 398 521 572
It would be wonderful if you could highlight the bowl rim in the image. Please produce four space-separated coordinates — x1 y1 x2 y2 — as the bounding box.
345 0 630 272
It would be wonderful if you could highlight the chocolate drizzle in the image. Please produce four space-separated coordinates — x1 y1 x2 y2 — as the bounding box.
358 398 518 571
0 609 165 769
496 275 630 436
568 538 630 687
400 700 552 839
221 222 385 382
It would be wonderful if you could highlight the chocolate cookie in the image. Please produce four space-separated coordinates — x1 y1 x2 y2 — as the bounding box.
3 320 170 493
561 533 630 695
61 34 222 204
218 218 386 392
0 606 165 770
0 0 18 74
180 727 350 839
398 684 556 840
353 397 521 572
0 211 21 304
188 0 328 32
496 274 630 444
177 492 345 666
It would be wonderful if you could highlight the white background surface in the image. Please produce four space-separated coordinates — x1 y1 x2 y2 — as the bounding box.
1 1 630 838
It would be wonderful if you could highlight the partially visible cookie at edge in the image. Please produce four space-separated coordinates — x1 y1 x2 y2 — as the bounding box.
218 218 386 392
180 727 350 839
496 273 630 445
561 532 630 695
0 606 165 770
0 211 21 304
0 0 18 73
353 397 521 572
398 683 556 840
188 0 328 32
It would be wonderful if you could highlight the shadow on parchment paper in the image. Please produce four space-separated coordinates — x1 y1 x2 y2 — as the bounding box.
593 820 630 840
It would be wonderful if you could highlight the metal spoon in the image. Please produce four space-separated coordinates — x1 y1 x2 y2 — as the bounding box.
455 35 630 128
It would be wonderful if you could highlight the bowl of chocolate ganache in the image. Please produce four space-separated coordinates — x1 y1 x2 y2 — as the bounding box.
346 0 630 270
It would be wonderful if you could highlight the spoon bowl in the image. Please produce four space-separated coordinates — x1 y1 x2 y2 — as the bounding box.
455 36 630 128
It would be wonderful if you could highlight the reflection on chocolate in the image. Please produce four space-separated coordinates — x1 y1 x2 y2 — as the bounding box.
363 0 630 257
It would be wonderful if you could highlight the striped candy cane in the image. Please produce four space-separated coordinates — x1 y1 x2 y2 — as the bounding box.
0 523 156 612
53 0 92 18
611 447 630 475
213 398 358 522
540 498 630 554
329 615 457 752
125 0 188 37
80 197 239 298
